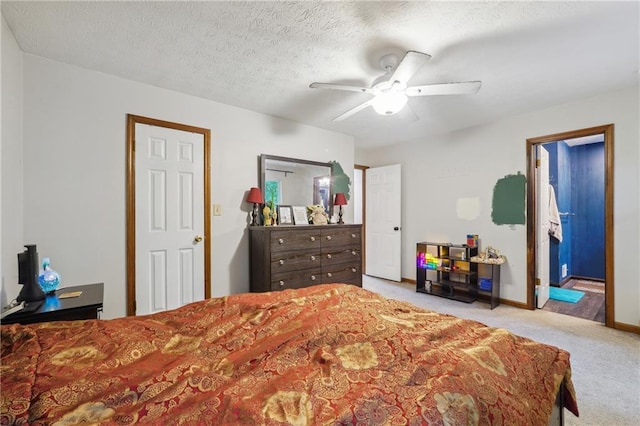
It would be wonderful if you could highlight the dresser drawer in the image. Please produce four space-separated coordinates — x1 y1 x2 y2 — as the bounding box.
322 247 361 266
322 263 362 286
270 229 321 253
272 268 322 291
321 228 361 248
271 248 321 273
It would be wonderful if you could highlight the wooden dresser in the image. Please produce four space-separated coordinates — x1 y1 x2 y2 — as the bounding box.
249 224 362 292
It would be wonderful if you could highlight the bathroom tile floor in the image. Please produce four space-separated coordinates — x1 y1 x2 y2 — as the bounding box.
542 279 605 323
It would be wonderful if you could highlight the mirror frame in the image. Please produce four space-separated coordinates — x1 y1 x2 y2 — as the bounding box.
260 154 334 218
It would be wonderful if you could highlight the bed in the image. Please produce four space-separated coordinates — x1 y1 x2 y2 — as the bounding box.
1 284 578 425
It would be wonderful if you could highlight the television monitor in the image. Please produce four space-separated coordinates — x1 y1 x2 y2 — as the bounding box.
17 244 45 302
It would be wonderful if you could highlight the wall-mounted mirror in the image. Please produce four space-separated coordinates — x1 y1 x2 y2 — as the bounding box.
260 154 333 216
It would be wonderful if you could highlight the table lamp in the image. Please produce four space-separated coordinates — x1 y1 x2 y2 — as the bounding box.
246 187 264 226
334 193 347 224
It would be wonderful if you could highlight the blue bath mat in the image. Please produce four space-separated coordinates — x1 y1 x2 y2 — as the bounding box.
549 287 585 303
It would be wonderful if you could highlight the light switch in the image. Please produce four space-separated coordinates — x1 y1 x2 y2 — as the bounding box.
213 204 222 216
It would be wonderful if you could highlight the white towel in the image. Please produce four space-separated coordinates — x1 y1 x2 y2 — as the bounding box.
548 184 562 242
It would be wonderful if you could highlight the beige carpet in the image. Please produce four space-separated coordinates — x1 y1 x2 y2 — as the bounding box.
362 275 640 426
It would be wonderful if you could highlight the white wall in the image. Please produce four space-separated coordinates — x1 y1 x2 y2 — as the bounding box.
1 16 24 307
16 54 354 319
357 87 640 327
353 169 363 224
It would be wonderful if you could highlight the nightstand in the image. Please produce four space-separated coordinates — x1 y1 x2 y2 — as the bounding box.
1 283 104 325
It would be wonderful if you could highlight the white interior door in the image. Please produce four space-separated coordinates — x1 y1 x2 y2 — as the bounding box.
135 123 205 315
366 164 401 281
536 145 550 308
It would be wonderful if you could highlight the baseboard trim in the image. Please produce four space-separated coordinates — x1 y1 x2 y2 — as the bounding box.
499 299 529 309
401 277 528 309
614 322 640 335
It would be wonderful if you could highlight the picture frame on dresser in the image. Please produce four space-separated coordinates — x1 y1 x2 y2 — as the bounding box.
277 205 293 225
292 206 308 225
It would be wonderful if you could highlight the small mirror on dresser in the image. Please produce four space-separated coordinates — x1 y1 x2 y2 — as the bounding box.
260 154 334 216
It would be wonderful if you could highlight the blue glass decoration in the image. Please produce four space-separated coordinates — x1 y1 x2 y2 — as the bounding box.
38 257 61 294
43 295 61 311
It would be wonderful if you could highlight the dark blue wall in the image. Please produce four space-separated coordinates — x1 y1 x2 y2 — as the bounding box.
543 141 604 282
556 142 572 279
571 143 605 278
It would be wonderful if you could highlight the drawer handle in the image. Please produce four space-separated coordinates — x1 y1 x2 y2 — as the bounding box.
351 233 356 238
326 254 332 259
310 255 316 261
279 280 284 287
326 235 332 241
311 275 316 281
310 236 316 242
279 259 284 265
351 250 356 255
278 238 284 244
351 268 357 273
327 272 332 278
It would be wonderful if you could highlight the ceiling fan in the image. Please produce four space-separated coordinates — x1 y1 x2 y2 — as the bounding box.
309 51 481 121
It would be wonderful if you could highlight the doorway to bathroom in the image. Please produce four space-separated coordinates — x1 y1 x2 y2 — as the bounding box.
526 124 614 327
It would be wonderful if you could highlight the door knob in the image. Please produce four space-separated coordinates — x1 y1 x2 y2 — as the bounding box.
194 235 204 243
393 227 400 231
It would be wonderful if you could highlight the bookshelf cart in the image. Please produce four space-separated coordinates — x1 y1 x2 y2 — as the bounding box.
471 259 502 309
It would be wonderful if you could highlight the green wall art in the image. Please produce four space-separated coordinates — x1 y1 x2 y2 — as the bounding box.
330 161 351 200
491 172 526 225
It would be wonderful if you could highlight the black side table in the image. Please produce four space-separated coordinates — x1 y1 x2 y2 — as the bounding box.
1 283 104 325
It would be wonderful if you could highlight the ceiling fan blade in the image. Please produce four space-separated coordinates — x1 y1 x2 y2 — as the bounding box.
309 82 374 94
406 81 482 96
333 99 374 122
389 51 431 85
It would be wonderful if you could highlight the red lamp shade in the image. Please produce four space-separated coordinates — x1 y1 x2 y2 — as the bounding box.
334 193 347 206
246 187 264 204
334 193 347 224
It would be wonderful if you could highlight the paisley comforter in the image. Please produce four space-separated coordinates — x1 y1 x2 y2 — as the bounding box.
1 284 578 425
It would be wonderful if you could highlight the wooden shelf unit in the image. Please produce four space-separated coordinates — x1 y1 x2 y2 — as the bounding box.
416 242 502 309
416 242 480 304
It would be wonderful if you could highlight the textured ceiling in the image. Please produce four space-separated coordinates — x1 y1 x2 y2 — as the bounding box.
2 1 638 149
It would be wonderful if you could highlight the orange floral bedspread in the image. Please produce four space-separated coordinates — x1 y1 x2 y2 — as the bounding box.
1 284 578 425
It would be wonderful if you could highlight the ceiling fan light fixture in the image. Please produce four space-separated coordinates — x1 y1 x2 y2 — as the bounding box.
310 51 479 122
371 92 408 116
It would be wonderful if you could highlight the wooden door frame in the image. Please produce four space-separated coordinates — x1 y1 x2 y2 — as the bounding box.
126 114 211 316
526 124 614 328
355 164 369 274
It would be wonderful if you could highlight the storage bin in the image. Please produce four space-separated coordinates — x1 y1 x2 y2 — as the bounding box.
479 278 493 291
